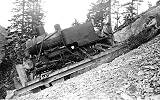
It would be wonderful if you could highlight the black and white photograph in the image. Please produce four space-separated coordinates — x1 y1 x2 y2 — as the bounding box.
1 0 160 99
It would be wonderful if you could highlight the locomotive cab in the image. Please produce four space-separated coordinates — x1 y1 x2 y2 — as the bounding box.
62 22 100 46
61 22 113 51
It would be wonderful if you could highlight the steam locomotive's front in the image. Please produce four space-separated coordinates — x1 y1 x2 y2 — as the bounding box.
25 24 63 55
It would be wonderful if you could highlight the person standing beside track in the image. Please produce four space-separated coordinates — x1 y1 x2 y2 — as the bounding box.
15 58 34 87
101 22 115 45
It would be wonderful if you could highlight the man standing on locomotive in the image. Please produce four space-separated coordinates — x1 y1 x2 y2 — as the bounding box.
101 22 115 45
91 16 115 46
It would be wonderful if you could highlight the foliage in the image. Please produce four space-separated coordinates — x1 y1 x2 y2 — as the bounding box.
0 59 15 99
0 0 45 98
86 0 110 31
0 31 8 99
9 0 44 38
112 0 122 30
118 0 143 30
7 0 45 64
122 0 144 18
0 34 6 63
72 19 80 27
4 31 26 64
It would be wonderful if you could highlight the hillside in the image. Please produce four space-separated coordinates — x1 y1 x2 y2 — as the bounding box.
15 29 160 99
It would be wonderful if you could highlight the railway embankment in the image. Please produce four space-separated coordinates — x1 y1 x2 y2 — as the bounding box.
14 28 160 100
11 4 160 100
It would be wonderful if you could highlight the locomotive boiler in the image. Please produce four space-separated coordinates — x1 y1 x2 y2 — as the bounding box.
25 22 113 80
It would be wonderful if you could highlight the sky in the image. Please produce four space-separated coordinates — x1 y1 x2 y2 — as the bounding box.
0 0 158 33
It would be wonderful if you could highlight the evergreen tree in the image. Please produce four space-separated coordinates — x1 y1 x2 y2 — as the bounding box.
121 0 143 27
6 0 45 64
9 0 44 38
112 0 122 29
122 0 143 18
72 19 80 26
86 0 111 31
0 1 45 98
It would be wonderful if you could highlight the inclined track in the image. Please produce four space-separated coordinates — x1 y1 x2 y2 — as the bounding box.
13 27 160 97
14 44 130 96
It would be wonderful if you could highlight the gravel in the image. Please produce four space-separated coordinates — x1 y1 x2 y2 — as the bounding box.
15 34 160 100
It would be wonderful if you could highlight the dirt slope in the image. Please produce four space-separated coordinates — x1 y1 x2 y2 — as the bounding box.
15 32 160 100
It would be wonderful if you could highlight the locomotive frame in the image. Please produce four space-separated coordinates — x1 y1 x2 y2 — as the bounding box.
25 22 113 81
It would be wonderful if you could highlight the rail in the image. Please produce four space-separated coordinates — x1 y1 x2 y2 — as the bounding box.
14 44 129 96
13 26 160 97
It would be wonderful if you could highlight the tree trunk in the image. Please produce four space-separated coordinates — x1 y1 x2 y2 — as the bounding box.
108 0 111 26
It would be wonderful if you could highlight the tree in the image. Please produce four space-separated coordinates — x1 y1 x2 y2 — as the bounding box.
9 0 44 38
72 19 80 26
122 0 143 18
86 0 111 31
112 0 122 28
0 1 45 98
120 0 143 28
6 0 45 64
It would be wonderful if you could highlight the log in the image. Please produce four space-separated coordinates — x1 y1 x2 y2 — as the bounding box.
114 5 160 42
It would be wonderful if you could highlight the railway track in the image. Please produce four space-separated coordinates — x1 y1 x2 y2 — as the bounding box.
13 27 160 98
13 44 129 96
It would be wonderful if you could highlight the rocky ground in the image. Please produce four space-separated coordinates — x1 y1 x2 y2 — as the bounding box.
14 33 160 100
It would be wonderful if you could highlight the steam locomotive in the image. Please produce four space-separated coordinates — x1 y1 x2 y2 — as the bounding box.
25 22 113 79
